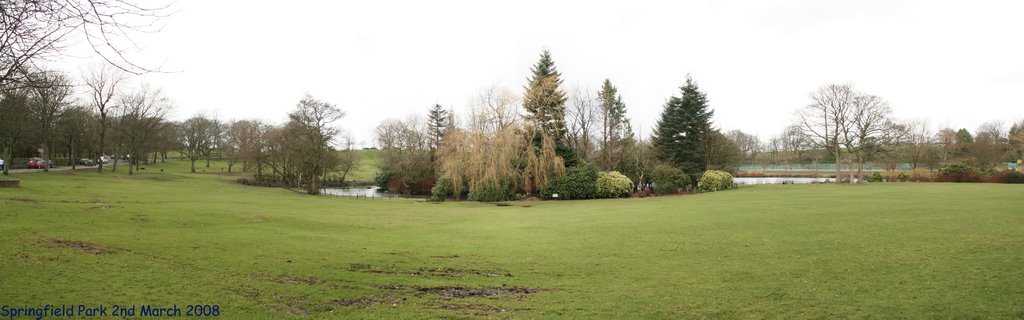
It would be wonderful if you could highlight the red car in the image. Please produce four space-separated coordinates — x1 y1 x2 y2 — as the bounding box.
27 158 47 169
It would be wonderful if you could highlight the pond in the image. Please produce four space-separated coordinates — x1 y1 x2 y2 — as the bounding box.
734 177 847 185
321 186 384 196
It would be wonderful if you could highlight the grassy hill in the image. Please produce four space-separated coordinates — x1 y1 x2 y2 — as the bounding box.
1 161 1022 318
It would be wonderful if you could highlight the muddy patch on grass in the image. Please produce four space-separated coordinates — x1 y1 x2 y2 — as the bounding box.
349 264 512 278
431 254 460 259
45 238 119 254
333 294 402 308
8 197 37 203
436 303 512 316
414 286 540 298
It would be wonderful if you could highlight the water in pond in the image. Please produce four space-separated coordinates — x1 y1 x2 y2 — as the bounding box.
321 186 383 196
734 177 850 185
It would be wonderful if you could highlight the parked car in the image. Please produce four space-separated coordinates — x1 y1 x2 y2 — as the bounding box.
0 158 4 171
27 158 47 169
79 158 95 166
47 160 55 168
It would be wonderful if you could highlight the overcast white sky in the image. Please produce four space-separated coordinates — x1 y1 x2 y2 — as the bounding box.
52 0 1024 147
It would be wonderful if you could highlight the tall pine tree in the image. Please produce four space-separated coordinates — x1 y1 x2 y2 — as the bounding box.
523 50 576 166
427 103 448 150
652 75 714 176
598 79 630 169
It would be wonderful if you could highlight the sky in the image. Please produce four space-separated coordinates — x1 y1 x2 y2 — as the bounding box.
51 0 1024 147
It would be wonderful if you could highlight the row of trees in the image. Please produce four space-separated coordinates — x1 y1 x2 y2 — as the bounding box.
0 67 356 194
374 51 742 199
714 83 1022 183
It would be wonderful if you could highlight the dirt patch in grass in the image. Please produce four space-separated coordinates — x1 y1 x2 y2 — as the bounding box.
436 303 511 316
45 238 118 254
333 293 406 308
414 286 540 298
8 197 37 203
349 263 512 278
431 254 460 259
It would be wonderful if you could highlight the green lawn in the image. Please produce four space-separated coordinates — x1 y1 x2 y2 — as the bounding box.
1 161 1022 319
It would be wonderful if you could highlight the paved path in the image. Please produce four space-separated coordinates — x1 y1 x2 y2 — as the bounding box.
3 160 124 174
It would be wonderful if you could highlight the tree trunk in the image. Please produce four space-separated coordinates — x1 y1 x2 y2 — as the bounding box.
190 159 196 173
834 146 841 183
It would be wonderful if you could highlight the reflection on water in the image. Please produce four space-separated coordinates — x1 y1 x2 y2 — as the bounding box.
321 186 383 196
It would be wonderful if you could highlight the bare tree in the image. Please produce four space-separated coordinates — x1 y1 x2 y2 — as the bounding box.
725 129 761 159
57 105 93 168
566 86 597 161
900 119 937 170
27 70 74 172
114 84 170 175
288 94 345 194
970 121 1009 169
0 88 29 175
468 85 520 134
1 0 170 90
796 84 854 182
178 114 217 173
934 127 959 162
336 132 360 183
841 93 903 182
82 65 126 173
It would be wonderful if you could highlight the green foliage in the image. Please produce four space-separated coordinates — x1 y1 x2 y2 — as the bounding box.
595 171 633 199
523 50 568 146
897 172 909 182
541 164 598 200
697 170 735 193
652 75 714 175
430 176 454 201
650 164 690 194
373 170 393 190
939 163 976 175
869 172 884 182
467 180 516 202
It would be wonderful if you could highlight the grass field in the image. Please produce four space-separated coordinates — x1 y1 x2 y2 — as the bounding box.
1 160 1022 319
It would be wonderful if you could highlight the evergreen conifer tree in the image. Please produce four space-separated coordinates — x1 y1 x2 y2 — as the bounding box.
427 104 448 150
652 75 714 175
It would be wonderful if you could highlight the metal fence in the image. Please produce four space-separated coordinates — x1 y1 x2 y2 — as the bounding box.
737 162 1018 172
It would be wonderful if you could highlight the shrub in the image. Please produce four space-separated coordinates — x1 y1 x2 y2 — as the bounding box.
1006 170 1024 184
697 170 735 193
869 172 883 183
468 180 516 202
650 165 690 194
541 164 598 200
431 176 454 201
935 163 982 183
374 170 393 191
897 172 909 182
595 171 634 199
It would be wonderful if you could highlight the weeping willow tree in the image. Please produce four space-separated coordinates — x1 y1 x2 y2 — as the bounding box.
436 123 563 200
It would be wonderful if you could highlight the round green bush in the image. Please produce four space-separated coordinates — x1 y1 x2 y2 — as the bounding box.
869 172 883 182
650 165 690 194
697 170 735 192
595 171 634 198
431 176 454 201
541 164 598 200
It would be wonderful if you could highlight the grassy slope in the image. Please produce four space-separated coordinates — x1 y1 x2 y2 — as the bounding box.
343 149 379 182
0 161 1022 319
